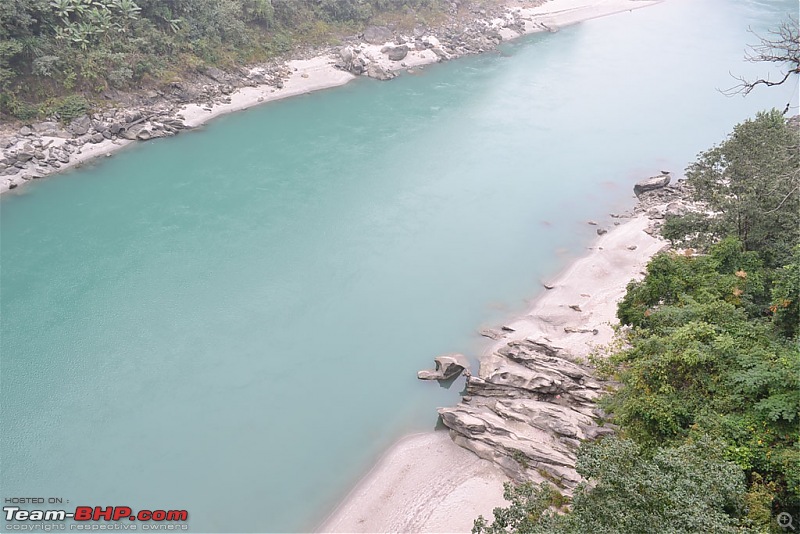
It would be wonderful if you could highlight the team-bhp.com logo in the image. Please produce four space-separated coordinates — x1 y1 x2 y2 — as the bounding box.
4 506 189 530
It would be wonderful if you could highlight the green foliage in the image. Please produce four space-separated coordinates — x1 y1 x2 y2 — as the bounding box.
610 238 800 512
480 112 800 532
0 0 446 118
770 245 800 339
665 110 800 268
474 437 747 534
51 94 89 122
473 481 565 534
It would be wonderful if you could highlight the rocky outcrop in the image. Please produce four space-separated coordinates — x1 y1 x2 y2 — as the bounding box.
385 45 409 61
366 63 396 81
633 173 671 197
418 353 470 381
0 110 190 190
363 25 394 45
438 338 613 488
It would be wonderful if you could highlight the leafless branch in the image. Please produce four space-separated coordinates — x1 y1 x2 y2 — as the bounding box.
722 15 800 97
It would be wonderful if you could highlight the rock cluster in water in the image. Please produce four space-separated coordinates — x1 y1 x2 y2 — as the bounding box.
434 176 693 490
438 338 614 488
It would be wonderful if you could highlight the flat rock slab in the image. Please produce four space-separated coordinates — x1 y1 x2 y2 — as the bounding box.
634 174 670 196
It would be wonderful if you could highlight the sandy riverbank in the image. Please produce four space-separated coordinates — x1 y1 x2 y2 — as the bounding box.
319 209 667 533
319 432 509 533
0 0 659 195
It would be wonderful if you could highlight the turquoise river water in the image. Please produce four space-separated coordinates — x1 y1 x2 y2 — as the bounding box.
1 0 797 531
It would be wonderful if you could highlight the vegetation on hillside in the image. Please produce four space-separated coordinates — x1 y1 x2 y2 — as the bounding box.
473 111 800 533
0 0 444 119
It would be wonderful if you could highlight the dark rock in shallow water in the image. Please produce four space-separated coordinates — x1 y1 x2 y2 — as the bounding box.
418 353 470 381
634 174 671 197
366 63 395 81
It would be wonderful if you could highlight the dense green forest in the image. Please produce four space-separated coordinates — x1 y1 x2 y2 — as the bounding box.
0 0 444 118
474 111 800 533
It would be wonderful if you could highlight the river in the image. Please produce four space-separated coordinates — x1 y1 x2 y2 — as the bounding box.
1 0 796 531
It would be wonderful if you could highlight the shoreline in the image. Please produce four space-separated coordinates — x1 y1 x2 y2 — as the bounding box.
317 431 510 533
0 0 660 196
319 201 673 532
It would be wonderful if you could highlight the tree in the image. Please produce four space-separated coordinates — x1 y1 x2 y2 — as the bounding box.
662 110 800 268
726 15 800 97
473 437 747 534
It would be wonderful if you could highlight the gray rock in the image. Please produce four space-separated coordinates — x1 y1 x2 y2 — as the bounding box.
33 150 45 160
32 121 59 135
16 151 34 162
136 129 152 141
363 25 393 44
418 353 470 381
432 47 450 60
596 228 607 235
634 174 671 196
204 67 227 83
479 328 504 340
19 126 33 136
90 133 104 144
366 63 395 81
385 45 409 61
120 124 144 141
351 57 367 75
436 328 613 488
68 115 92 136
665 202 687 216
336 46 355 70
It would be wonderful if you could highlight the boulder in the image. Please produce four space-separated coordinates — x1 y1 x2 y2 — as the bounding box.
418 353 470 381
422 35 440 48
351 57 368 75
16 151 34 162
366 63 395 81
120 124 144 140
665 202 687 216
68 115 91 136
385 45 409 61
336 46 355 70
53 150 70 164
363 25 393 44
633 174 671 196
204 66 227 83
19 126 33 136
90 133 104 144
32 121 60 136
432 47 449 60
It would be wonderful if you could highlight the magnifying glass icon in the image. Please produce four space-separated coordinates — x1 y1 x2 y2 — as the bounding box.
778 512 795 530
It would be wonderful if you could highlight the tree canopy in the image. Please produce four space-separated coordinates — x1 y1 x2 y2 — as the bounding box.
474 112 800 533
0 0 444 118
662 109 800 268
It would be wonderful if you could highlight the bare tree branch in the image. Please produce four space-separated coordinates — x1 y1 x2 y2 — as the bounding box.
722 15 800 98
